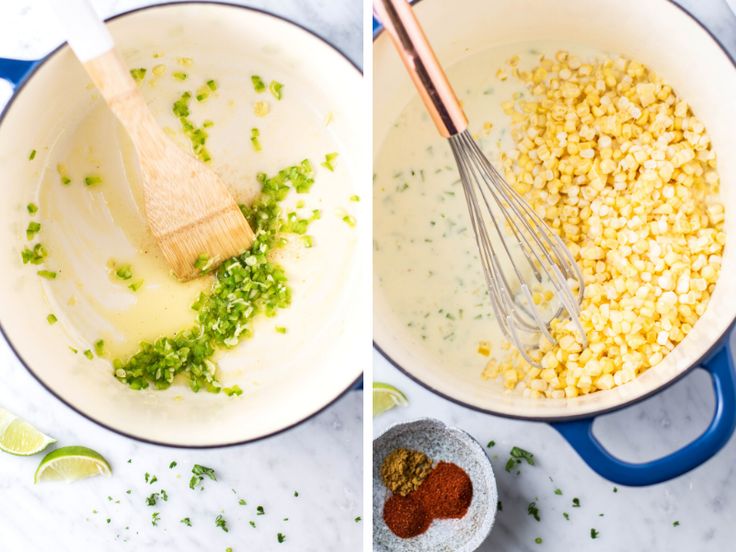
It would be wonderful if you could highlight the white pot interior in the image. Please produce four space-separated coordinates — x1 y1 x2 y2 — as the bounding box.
0 3 368 445
373 0 736 419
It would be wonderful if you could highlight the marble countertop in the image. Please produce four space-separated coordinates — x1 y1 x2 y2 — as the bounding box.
0 1 362 552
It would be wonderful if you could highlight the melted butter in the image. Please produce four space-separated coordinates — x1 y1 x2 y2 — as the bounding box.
40 104 210 359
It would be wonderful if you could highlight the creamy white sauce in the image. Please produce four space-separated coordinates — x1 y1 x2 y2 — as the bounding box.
374 42 604 374
36 58 358 384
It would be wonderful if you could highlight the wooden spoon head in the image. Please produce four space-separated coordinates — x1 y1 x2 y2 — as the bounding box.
157 201 255 281
137 134 256 281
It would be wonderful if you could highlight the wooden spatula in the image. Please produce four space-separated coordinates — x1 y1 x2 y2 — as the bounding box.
50 0 255 281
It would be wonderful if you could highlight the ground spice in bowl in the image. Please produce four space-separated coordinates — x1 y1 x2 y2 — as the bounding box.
380 448 433 496
382 450 474 539
417 461 473 519
383 493 431 538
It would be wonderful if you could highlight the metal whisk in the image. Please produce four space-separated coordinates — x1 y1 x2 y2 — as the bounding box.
375 0 586 366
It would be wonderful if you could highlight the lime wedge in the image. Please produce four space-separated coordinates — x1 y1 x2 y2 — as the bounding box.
34 446 111 483
373 382 408 417
0 407 55 456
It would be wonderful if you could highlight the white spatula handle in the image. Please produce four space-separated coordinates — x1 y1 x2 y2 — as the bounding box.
49 0 114 62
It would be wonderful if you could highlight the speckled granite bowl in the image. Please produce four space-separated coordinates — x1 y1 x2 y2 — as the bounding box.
373 418 497 551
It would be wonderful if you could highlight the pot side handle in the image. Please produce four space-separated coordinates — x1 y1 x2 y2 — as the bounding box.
552 337 736 486
0 58 38 89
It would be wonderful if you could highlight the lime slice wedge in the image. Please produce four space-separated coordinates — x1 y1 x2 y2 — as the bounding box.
34 446 112 483
0 407 55 456
373 382 408 417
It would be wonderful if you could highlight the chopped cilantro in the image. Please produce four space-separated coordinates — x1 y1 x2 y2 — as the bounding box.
190 464 216 489
28 149 37 160
487 440 495 448
161 490 168 501
180 517 192 526
27 203 38 214
591 528 599 539
151 512 160 526
534 537 543 544
256 505 265 516
249 520 256 528
47 314 57 325
84 175 102 186
83 349 93 360
277 533 286 543
293 491 299 497
673 521 680 527
145 492 159 506
130 68 147 82
354 516 361 523
510 446 535 465
342 214 356 227
527 501 540 522
572 498 581 508
251 75 266 93
169 461 177 469
206 79 217 91
37 270 57 280
215 514 229 532
321 152 338 171
239 499 247 506
554 488 563 495
563 512 570 520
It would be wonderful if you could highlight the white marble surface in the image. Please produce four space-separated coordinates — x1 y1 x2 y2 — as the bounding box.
0 1 362 552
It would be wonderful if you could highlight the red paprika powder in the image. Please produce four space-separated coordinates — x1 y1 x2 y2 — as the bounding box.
383 493 431 538
416 461 473 518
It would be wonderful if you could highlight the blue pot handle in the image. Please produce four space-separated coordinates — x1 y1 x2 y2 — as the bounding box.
553 337 736 486
0 57 38 89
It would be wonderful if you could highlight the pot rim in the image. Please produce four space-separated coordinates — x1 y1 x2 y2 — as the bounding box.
0 0 363 449
372 0 736 422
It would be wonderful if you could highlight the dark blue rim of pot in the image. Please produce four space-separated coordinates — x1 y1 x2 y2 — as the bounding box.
0 1 363 450
373 0 736 486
